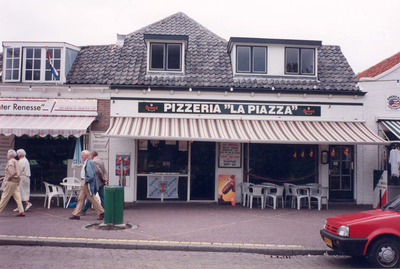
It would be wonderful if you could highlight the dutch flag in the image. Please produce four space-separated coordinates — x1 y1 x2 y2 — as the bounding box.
45 46 59 79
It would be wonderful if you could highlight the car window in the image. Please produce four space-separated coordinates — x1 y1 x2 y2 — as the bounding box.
382 195 400 211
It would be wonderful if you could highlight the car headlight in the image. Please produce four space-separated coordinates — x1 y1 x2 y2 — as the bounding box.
323 220 327 229
337 225 350 237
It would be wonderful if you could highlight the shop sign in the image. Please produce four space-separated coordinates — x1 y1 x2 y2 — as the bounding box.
386 95 400 110
219 142 241 168
139 102 321 116
0 98 97 115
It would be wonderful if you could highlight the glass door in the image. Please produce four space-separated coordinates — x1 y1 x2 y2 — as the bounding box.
329 146 354 201
190 142 215 200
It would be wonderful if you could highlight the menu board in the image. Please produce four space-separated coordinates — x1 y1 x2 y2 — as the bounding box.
0 135 15 176
219 142 241 168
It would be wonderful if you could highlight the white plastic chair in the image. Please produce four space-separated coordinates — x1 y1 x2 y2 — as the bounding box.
310 186 329 210
290 186 310 210
283 183 295 207
265 185 285 209
240 182 254 207
305 183 321 196
249 186 265 209
43 182 66 209
62 177 81 207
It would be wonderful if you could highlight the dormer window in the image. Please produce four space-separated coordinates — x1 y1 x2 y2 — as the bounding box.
150 43 182 71
236 46 267 74
144 34 188 74
2 42 80 83
285 48 315 75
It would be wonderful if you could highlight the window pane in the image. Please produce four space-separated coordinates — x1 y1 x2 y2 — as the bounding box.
286 48 299 73
13 59 19 68
54 59 61 69
301 49 314 74
6 59 12 68
237 46 250 72
54 49 61 58
330 176 341 190
151 44 164 69
25 70 32 80
167 44 181 70
14 48 20 57
12 70 19 80
33 71 40 80
5 70 12 80
26 60 33 69
253 47 266 73
34 60 41 69
45 71 52 81
27 49 33 58
6 48 13 57
34 49 41 58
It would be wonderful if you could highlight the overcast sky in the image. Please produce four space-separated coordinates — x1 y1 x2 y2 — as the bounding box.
1 0 399 74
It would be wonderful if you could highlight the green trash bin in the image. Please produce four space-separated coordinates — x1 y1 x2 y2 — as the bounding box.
104 186 124 224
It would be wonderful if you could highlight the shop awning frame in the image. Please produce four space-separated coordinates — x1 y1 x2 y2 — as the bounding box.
381 120 400 140
104 117 388 145
0 115 96 138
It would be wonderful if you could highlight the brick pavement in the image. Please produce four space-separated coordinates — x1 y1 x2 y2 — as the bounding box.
0 197 372 255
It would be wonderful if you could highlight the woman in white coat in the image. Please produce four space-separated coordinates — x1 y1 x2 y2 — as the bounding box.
14 149 32 211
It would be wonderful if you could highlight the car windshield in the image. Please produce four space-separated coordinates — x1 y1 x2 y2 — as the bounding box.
382 195 400 211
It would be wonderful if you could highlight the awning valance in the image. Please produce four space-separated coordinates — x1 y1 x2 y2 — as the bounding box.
0 115 95 137
104 117 387 145
381 120 400 140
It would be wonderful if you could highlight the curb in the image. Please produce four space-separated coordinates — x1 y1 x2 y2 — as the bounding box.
0 236 337 256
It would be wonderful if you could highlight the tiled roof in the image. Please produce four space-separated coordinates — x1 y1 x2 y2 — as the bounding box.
357 51 400 79
67 12 358 92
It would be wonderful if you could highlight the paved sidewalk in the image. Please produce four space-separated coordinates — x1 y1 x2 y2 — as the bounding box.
0 197 372 255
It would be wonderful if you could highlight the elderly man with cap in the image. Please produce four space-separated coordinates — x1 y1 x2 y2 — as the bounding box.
69 150 104 220
0 149 25 217
13 149 32 212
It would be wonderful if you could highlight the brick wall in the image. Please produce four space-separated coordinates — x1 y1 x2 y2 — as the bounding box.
91 99 110 131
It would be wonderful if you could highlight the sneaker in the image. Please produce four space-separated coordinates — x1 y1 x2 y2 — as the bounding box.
25 203 32 211
13 208 19 212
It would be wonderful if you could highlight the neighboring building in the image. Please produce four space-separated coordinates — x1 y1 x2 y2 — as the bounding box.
0 12 385 204
358 52 400 205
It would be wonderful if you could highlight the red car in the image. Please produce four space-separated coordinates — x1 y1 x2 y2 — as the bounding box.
320 195 400 268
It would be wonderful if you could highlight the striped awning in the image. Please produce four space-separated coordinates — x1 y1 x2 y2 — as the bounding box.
0 115 95 137
104 117 387 145
381 120 400 140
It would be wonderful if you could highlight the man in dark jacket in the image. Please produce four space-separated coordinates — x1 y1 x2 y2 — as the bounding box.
69 150 104 220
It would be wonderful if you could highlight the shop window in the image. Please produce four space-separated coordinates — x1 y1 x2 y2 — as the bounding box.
137 140 188 174
236 46 267 74
248 144 318 184
285 48 315 75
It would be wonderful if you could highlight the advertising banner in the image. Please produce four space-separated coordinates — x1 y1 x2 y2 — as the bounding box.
147 175 179 199
218 175 236 206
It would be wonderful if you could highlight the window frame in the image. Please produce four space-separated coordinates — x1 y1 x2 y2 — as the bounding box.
149 42 183 72
285 47 315 76
22 47 62 82
4 47 22 82
236 45 268 74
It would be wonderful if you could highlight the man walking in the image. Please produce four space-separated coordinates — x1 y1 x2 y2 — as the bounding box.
0 149 25 217
69 150 104 220
81 150 108 215
14 149 32 212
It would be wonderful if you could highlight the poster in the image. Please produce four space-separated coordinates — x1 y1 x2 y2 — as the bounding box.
139 140 148 150
147 175 179 199
116 154 130 186
218 175 236 206
0 135 15 175
219 142 241 168
179 141 188 152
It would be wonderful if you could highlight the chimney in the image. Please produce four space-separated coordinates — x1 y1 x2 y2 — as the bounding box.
116 34 126 48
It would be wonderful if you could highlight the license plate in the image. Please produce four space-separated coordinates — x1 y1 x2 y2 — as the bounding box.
324 237 333 247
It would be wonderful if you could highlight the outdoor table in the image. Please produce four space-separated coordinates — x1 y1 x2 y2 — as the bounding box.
60 181 81 208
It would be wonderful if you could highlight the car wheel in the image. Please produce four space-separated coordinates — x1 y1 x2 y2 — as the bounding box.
367 237 400 268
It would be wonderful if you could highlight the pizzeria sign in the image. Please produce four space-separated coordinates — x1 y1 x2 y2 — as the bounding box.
139 102 321 116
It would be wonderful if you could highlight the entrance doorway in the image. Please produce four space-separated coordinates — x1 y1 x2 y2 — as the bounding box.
329 145 354 201
190 142 215 200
